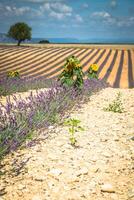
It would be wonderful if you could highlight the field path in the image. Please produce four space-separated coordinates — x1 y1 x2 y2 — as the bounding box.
0 45 134 88
1 87 134 200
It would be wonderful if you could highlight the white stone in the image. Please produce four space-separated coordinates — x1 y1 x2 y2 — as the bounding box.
18 184 26 190
103 152 111 158
48 126 54 130
101 183 115 193
49 168 62 177
128 189 134 198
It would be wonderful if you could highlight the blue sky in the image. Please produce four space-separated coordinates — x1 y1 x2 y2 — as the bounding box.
0 0 134 41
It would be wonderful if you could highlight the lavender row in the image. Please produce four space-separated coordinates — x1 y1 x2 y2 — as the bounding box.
0 76 54 97
0 79 109 159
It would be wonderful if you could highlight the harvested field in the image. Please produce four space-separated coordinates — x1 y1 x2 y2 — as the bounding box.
0 45 134 88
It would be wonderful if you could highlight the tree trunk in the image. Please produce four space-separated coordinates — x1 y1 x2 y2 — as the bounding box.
17 40 22 46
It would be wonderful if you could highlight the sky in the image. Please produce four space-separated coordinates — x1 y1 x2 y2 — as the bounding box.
0 0 134 41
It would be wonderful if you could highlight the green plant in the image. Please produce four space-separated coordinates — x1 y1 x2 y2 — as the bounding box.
64 118 84 146
104 92 124 113
48 113 60 124
59 56 84 89
7 71 20 79
0 85 4 95
87 64 99 79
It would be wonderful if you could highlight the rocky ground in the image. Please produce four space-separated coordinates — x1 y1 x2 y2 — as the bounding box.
0 87 134 200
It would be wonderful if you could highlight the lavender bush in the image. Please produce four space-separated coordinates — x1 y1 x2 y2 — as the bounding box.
0 78 109 159
0 76 54 96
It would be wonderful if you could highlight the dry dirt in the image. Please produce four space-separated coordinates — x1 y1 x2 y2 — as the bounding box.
0 87 134 200
18 44 134 50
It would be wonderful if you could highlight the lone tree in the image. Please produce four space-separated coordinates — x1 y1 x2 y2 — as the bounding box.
8 22 32 46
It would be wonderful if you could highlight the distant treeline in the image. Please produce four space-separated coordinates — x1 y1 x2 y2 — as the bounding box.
39 40 50 44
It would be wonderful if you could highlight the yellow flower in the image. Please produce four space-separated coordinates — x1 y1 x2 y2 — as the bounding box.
64 66 69 72
90 64 99 72
8 71 12 76
75 63 81 68
7 70 19 78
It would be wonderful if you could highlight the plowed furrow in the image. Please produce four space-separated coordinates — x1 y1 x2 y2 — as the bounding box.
23 48 82 77
0 47 57 65
128 50 134 88
113 51 124 88
0 46 133 88
0 48 61 70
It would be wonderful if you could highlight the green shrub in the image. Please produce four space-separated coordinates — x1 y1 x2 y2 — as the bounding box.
39 40 50 44
104 92 124 113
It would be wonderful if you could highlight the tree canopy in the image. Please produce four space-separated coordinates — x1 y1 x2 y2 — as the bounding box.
8 22 32 46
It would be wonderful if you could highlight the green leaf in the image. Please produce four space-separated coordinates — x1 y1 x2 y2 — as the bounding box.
78 126 85 131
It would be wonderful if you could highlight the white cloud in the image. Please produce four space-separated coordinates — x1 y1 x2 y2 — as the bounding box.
40 2 73 20
5 6 30 16
82 3 89 8
41 2 72 13
0 4 42 18
49 10 72 20
129 17 134 22
24 0 63 2
5 6 12 12
26 0 45 2
0 2 75 22
49 11 64 19
75 14 83 23
51 3 72 13
110 0 117 8
41 3 50 11
106 17 116 24
92 12 111 18
91 11 134 27
116 17 134 27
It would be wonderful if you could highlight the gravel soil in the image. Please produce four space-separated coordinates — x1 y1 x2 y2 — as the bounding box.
0 87 134 200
